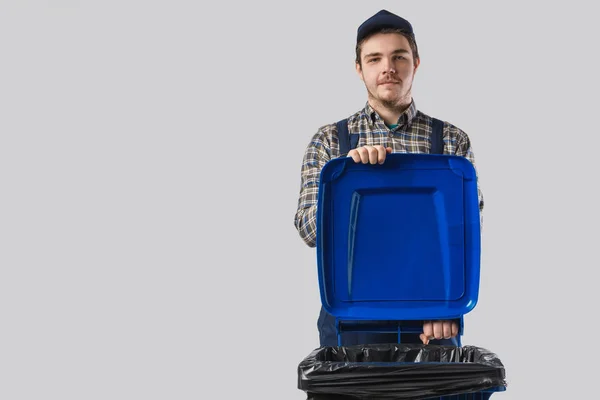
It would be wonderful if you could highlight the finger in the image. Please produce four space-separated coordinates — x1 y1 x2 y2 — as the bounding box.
452 322 459 337
419 333 430 345
386 147 393 154
443 321 452 339
376 146 387 164
357 148 369 164
433 322 443 340
368 146 378 164
422 321 433 339
349 150 361 163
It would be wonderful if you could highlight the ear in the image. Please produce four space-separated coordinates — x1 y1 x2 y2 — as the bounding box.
413 57 421 74
355 62 364 82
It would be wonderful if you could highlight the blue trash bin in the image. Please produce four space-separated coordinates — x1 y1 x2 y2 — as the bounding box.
297 153 508 399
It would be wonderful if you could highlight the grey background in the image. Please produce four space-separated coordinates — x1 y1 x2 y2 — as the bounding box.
1 1 598 399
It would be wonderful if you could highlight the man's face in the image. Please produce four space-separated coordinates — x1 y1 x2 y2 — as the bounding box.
356 32 420 109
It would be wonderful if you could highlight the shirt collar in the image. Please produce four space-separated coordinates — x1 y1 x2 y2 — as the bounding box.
363 99 418 128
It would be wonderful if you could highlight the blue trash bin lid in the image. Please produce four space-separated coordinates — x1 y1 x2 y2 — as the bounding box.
315 153 481 321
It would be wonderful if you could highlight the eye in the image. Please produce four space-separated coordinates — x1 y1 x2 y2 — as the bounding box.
367 58 379 63
395 55 406 60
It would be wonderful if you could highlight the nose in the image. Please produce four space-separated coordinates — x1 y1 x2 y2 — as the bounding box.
382 58 396 74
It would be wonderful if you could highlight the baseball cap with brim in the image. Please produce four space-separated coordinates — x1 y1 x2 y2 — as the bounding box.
357 9 414 44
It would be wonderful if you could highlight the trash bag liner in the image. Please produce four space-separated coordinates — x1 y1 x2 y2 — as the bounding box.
298 343 507 400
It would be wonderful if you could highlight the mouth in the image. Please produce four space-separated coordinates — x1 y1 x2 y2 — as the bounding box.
379 81 400 86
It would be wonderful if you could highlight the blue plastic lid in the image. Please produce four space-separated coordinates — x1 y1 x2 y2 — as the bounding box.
316 153 481 322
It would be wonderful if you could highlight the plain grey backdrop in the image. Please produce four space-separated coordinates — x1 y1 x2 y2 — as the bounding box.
1 1 599 399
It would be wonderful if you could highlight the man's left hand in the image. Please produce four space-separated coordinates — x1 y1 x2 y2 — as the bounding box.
419 320 459 344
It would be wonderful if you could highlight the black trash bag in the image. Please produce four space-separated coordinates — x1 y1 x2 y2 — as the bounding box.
298 343 507 400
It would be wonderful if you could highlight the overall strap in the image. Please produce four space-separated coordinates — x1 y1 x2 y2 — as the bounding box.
430 118 445 155
336 119 359 157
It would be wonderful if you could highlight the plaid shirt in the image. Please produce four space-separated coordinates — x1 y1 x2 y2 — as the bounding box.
294 100 484 248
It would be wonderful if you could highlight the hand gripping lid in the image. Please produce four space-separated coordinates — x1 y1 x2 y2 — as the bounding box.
315 153 481 322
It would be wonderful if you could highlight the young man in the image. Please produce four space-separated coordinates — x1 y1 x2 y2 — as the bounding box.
294 10 484 346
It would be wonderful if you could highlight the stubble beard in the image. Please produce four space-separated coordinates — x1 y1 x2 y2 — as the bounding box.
367 82 413 113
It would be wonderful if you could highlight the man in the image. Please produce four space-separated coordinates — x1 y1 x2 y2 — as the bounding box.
294 10 484 347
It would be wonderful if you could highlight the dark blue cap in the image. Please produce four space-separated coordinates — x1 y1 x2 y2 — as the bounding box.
357 10 414 44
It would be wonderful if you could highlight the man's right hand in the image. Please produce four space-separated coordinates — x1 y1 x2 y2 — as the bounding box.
348 145 393 164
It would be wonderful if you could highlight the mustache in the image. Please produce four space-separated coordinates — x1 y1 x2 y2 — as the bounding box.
378 77 401 84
